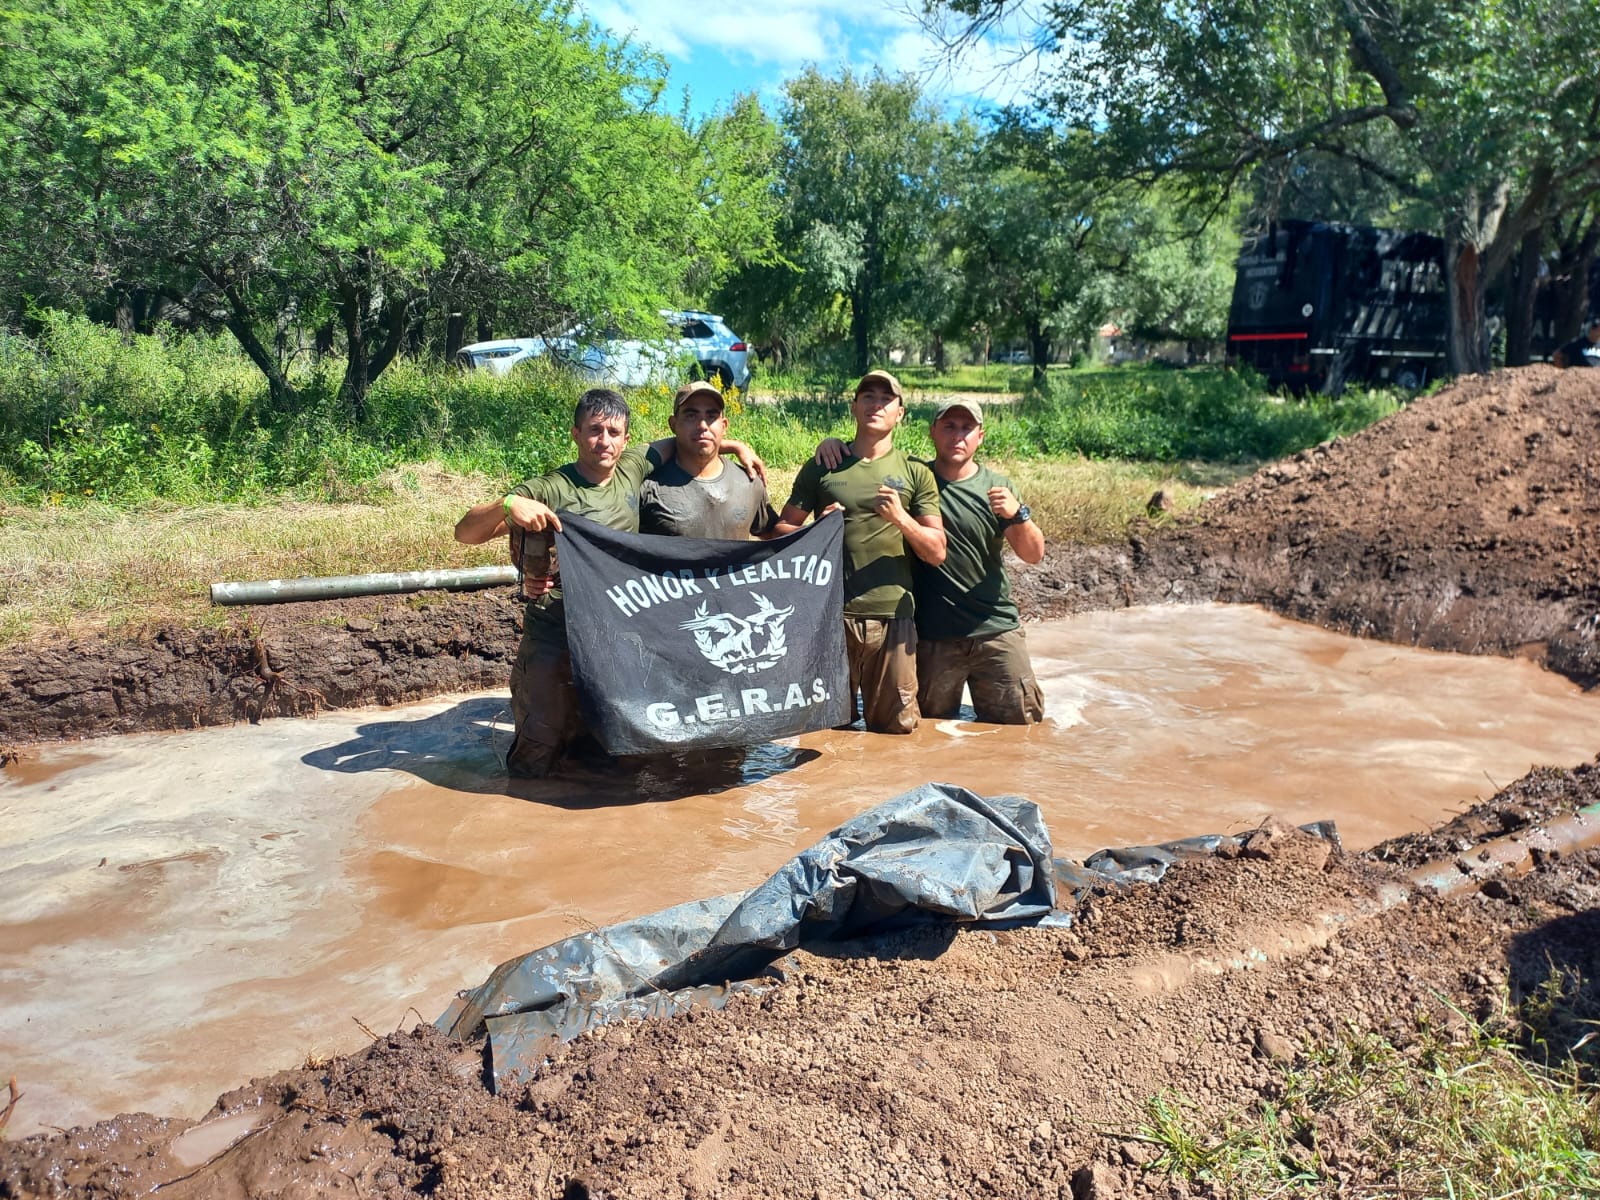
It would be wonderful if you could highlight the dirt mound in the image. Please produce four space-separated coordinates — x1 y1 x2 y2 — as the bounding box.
6 793 1599 1199
1017 365 1600 686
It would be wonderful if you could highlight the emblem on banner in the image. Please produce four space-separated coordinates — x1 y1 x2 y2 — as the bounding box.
680 593 795 674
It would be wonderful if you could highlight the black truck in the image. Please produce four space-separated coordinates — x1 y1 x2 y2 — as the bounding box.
1226 219 1449 392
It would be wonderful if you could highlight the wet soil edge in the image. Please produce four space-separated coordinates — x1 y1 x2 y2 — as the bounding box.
0 525 1593 749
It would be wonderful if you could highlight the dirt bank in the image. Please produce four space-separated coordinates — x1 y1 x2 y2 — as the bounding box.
2 365 1595 749
1016 364 1600 688
4 775 1598 1199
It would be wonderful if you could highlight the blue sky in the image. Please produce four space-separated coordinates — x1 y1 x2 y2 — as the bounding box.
580 0 1051 121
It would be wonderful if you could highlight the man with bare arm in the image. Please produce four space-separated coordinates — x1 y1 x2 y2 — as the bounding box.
910 399 1045 724
455 387 763 777
775 370 945 734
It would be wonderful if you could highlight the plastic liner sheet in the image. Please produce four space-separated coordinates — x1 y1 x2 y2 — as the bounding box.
437 783 1341 1092
438 782 1055 1090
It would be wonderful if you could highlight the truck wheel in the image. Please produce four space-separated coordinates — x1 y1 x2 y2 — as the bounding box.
1394 363 1426 390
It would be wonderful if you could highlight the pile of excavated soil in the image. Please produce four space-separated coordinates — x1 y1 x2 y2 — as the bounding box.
5 793 1599 1199
1017 364 1600 685
2 365 1597 747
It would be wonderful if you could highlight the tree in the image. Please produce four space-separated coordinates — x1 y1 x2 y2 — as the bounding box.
0 0 775 417
768 68 951 374
951 129 1110 382
933 0 1600 376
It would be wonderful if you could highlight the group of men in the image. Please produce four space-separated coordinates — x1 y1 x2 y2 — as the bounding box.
455 369 1045 778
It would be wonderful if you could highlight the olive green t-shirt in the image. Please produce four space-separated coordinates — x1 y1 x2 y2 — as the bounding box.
786 448 940 619
910 461 1022 641
513 443 660 638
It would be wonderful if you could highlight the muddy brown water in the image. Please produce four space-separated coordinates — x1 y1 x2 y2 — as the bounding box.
3 602 1597 1133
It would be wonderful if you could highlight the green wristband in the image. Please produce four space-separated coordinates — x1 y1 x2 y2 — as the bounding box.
503 494 517 523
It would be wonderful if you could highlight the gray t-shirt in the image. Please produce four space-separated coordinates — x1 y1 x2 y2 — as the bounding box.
639 460 778 540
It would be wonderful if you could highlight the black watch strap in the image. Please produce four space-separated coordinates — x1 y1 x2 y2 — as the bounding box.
1002 504 1031 528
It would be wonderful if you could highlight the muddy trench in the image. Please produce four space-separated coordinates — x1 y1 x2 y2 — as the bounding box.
3 365 1600 1200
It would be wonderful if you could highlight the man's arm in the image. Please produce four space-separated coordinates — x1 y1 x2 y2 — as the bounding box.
990 486 1045 564
455 499 508 545
773 503 812 537
1003 519 1045 564
645 436 767 480
876 487 946 566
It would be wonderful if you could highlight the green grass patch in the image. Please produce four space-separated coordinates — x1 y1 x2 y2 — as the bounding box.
1132 1000 1600 1198
1 314 1398 508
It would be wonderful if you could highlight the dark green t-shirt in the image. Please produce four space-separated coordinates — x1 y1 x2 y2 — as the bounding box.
786 447 940 619
911 461 1022 641
513 443 660 638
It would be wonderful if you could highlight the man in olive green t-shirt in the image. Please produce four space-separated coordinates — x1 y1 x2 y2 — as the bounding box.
454 386 763 777
776 370 946 734
911 398 1045 725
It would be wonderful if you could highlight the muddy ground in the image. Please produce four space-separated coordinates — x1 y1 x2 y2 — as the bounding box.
3 365 1600 1197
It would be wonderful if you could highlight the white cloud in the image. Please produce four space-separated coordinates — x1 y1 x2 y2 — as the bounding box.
582 0 1053 113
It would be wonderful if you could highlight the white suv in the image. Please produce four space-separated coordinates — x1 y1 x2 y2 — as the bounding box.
454 310 753 391
665 310 752 391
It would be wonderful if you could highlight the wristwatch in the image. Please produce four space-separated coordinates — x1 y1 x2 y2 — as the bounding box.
1002 504 1031 528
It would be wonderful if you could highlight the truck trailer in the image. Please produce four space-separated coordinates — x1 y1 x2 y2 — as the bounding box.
1226 220 1449 393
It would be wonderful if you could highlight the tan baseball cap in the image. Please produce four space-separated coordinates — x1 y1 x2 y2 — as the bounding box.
673 380 725 412
854 369 903 400
931 398 983 425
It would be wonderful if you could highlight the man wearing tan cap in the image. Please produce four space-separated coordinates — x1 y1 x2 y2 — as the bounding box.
453 386 765 777
776 369 946 734
640 380 778 539
911 398 1045 724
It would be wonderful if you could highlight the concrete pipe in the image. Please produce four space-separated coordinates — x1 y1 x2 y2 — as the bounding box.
209 565 519 606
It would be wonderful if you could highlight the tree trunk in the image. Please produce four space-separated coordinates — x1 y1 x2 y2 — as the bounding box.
850 288 871 375
314 324 335 360
1444 238 1491 376
366 298 410 386
476 309 494 344
445 312 466 360
1550 220 1599 343
1027 315 1049 387
338 284 369 423
1504 228 1543 367
932 333 946 372
222 304 298 413
403 303 427 358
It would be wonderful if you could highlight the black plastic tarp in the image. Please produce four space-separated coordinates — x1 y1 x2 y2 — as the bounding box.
438 782 1055 1089
437 783 1339 1091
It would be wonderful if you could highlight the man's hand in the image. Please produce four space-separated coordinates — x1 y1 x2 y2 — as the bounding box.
873 484 909 526
506 495 562 533
815 437 848 469
988 486 1021 522
731 442 767 483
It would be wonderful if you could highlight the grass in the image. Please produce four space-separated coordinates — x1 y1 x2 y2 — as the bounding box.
0 465 505 645
0 314 1390 646
1133 999 1600 1198
0 455 1230 648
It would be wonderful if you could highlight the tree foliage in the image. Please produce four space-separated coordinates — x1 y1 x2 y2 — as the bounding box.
934 0 1600 374
0 0 777 416
718 68 953 374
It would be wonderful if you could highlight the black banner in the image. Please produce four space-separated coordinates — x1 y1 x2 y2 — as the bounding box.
555 512 849 753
